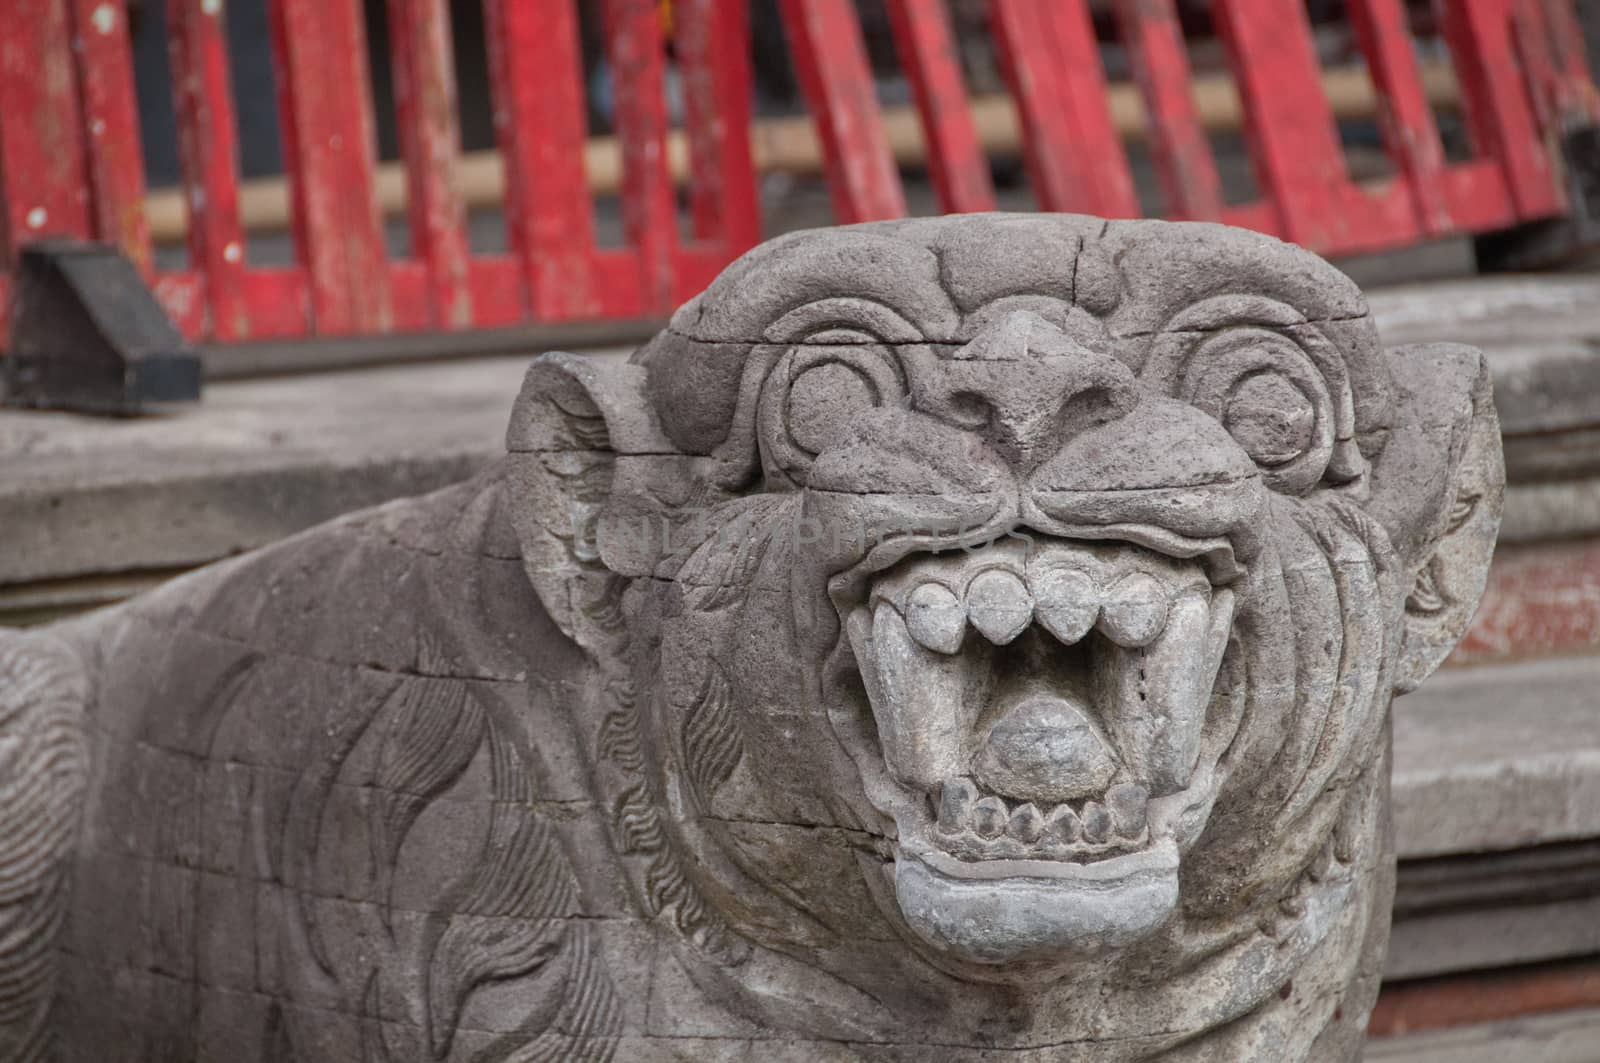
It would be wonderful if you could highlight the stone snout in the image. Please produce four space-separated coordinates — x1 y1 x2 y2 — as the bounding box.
846 537 1234 966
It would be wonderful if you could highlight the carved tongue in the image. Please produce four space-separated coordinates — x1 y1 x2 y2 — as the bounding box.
974 693 1118 803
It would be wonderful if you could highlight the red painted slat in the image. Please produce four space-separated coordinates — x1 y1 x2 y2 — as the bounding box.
591 249 645 318
467 256 525 328
605 0 677 314
991 2 1085 212
1221 200 1281 238
154 268 304 342
386 259 432 330
1348 0 1452 234
673 244 731 305
68 0 151 273
1438 0 1562 218
1512 0 1560 132
169 0 250 339
994 0 1139 217
0 0 92 262
484 0 598 320
1216 199 1280 235
1039 1 1139 217
675 0 760 248
269 0 393 335
1211 0 1350 248
1437 159 1518 231
1537 0 1600 121
778 0 906 222
1330 178 1422 255
884 0 995 214
387 0 471 328
152 271 205 339
240 267 310 338
1113 0 1224 220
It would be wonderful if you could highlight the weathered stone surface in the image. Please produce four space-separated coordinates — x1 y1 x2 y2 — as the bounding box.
1501 476 1600 543
1393 654 1600 858
0 214 1502 1060
0 355 539 585
1389 665 1600 977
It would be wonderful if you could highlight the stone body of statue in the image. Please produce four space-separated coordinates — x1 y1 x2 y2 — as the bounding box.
0 214 1502 1061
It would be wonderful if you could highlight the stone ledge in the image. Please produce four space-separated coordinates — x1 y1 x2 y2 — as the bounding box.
1393 655 1600 860
1368 1004 1600 1062
1388 887 1600 980
1386 661 1600 980
0 353 589 587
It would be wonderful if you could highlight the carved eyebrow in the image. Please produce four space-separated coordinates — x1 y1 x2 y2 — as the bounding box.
762 297 927 346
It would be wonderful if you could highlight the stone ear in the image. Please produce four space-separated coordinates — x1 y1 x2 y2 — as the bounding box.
505 352 680 652
1368 343 1504 693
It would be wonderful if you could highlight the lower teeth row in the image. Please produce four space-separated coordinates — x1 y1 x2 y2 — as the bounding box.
936 778 1149 847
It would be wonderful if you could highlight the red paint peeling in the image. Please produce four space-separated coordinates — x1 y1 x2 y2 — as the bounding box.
1453 539 1600 664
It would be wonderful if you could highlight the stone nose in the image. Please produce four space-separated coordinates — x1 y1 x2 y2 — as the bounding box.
915 310 1139 468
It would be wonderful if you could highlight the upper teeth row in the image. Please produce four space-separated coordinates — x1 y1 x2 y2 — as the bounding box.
898 568 1171 655
936 777 1149 848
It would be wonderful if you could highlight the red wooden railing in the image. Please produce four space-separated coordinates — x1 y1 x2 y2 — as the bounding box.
0 0 1593 345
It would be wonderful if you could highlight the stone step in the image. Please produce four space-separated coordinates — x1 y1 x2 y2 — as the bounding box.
1388 656 1600 980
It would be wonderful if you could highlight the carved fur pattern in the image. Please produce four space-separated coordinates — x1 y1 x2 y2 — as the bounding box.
1275 495 1397 827
423 726 616 1062
612 780 668 854
0 634 87 1063
673 498 793 612
1406 559 1447 615
369 675 487 929
595 710 644 772
360 968 395 1063
498 928 621 1063
594 679 744 963
680 662 744 807
565 413 613 454
1406 492 1477 615
578 578 628 637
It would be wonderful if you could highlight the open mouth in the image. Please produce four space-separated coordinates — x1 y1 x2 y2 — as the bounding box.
842 536 1235 965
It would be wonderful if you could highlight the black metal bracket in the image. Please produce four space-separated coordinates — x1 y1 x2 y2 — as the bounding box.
1476 123 1600 272
2 240 201 415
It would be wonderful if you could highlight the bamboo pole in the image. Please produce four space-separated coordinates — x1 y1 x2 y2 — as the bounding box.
143 62 1460 242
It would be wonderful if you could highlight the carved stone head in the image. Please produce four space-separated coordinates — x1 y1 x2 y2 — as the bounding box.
507 214 1501 1057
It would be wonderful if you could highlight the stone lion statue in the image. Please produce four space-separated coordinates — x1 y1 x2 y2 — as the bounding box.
0 214 1501 1061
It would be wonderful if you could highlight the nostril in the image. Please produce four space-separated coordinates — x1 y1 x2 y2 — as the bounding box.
1059 381 1138 428
944 389 993 430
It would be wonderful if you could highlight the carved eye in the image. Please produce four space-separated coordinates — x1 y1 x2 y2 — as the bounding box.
758 337 906 484
787 361 881 454
1222 372 1316 467
1179 328 1335 493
